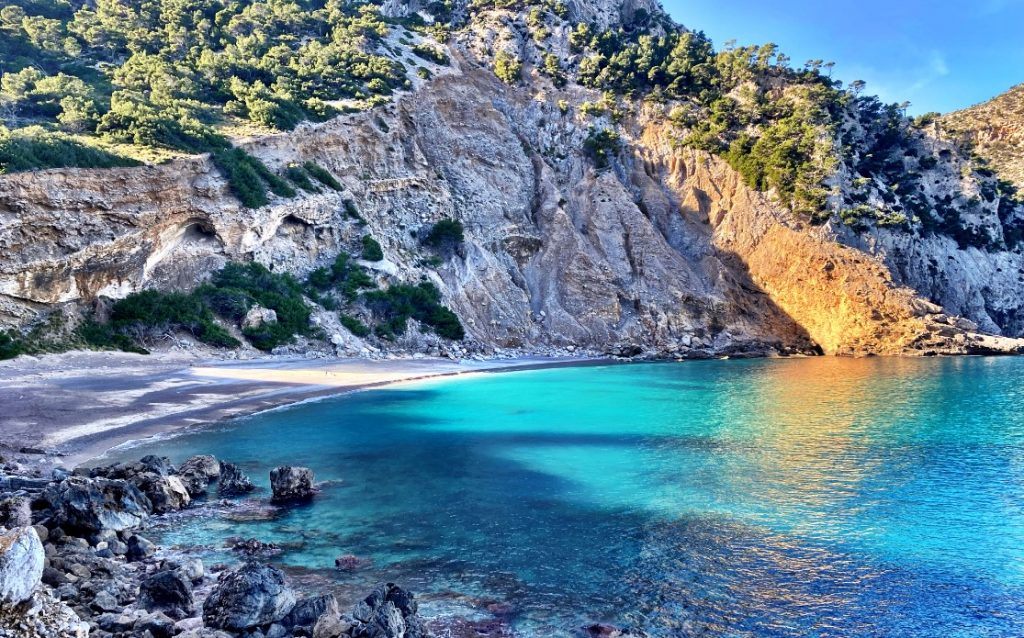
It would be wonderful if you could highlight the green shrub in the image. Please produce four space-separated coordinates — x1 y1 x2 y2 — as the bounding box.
285 164 319 192
422 218 465 255
411 43 449 65
306 252 377 301
363 281 464 340
361 235 384 261
493 51 522 85
0 127 139 174
211 262 312 350
303 162 342 191
76 320 148 354
339 313 371 337
343 199 365 222
211 149 269 208
107 289 241 348
0 330 25 360
583 128 620 169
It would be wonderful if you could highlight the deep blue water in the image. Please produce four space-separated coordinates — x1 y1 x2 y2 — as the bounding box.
106 357 1024 636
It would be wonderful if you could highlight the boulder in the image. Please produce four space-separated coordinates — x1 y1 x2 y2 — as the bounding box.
269 466 315 502
44 477 151 533
202 562 296 630
313 613 350 638
126 534 155 561
0 526 44 605
219 462 256 496
136 611 177 638
0 495 32 528
244 306 278 329
163 556 205 584
133 473 192 513
178 455 221 496
350 583 425 638
285 594 339 628
139 570 195 619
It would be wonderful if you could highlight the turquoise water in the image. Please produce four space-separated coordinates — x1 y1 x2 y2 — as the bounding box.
107 357 1024 636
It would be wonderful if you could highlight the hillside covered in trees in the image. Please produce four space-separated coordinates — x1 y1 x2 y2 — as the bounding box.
2 0 1021 250
2 0 1023 360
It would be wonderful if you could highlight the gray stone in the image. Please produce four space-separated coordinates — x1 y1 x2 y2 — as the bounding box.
136 611 176 638
0 495 32 528
178 455 221 496
202 562 296 630
0 526 44 605
269 466 315 502
139 570 195 619
44 477 151 534
126 534 155 561
285 594 339 628
219 463 256 496
132 473 191 513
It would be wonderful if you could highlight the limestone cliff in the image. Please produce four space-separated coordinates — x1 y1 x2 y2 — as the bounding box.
942 84 1024 189
0 1 1022 357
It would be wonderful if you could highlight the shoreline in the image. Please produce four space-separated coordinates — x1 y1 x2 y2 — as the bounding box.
0 350 606 471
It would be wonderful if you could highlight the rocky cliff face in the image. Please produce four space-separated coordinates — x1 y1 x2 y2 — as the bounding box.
0 1 1022 357
942 83 1024 189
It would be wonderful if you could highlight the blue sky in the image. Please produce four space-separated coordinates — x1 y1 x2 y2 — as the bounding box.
660 0 1024 114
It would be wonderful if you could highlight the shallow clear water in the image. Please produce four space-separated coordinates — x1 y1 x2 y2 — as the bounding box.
106 357 1024 636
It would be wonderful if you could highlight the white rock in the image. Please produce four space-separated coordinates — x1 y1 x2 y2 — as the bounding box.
0 527 44 605
243 306 278 330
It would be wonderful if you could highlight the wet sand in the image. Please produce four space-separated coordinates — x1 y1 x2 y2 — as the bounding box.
0 351 592 468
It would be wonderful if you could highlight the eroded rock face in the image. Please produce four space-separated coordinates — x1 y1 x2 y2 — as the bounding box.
1 45 1022 356
44 477 151 534
269 466 315 502
0 526 44 605
202 562 296 630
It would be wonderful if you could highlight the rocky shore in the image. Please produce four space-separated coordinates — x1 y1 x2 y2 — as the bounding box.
0 453 433 638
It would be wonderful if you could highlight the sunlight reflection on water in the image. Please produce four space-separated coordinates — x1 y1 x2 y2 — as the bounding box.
108 357 1024 636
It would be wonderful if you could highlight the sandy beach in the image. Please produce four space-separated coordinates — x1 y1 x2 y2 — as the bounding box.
0 351 590 468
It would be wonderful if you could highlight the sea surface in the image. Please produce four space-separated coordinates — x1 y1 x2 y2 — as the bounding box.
105 357 1024 636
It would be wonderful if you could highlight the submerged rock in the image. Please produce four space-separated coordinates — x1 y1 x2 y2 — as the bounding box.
334 554 371 571
227 537 282 557
202 562 296 630
44 476 151 533
219 462 256 496
269 466 315 502
0 526 44 605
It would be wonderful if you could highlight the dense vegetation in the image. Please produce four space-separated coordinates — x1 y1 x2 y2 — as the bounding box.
0 0 410 199
559 13 1023 247
364 281 465 340
0 253 466 360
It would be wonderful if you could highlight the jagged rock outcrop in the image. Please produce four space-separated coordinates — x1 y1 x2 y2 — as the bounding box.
43 477 151 534
0 2 1022 357
269 466 315 502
